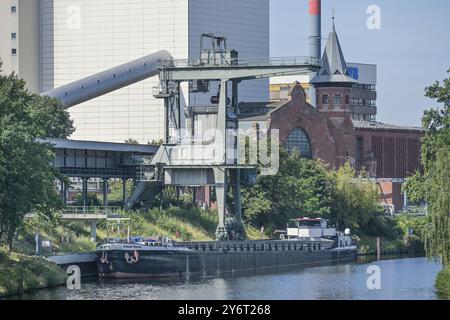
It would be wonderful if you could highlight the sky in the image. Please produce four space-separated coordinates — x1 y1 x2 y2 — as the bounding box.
270 0 450 127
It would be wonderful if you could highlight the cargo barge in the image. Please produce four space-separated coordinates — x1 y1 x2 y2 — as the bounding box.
96 218 357 279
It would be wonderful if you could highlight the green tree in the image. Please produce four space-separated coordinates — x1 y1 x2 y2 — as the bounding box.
0 68 73 251
148 139 164 146
329 163 384 234
419 69 450 266
403 171 427 205
74 193 102 207
242 150 333 229
125 138 139 144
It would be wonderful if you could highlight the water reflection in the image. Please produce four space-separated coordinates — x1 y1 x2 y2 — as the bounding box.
10 257 443 300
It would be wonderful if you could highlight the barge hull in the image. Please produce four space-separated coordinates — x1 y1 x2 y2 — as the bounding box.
97 248 357 279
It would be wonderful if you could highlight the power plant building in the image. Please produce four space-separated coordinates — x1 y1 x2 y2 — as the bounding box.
0 0 270 143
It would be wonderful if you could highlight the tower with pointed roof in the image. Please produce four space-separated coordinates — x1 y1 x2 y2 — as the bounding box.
311 16 356 114
310 16 357 167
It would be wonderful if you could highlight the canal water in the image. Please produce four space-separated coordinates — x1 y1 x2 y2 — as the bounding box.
12 256 444 300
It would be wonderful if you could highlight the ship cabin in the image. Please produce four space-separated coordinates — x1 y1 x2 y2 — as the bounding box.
286 218 337 239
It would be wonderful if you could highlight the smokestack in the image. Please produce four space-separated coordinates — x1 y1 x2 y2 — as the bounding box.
309 0 322 61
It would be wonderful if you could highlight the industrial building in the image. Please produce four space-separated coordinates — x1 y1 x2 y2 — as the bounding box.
1 0 425 215
240 14 424 213
0 0 269 143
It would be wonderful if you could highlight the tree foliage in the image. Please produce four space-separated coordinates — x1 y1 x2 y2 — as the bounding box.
403 171 427 204
419 69 450 266
0 69 74 251
242 150 333 229
423 147 450 265
242 150 382 234
329 163 383 233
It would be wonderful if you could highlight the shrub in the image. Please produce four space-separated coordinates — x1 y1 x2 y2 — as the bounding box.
435 267 450 298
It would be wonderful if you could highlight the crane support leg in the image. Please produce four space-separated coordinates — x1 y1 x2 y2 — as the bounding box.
214 168 228 240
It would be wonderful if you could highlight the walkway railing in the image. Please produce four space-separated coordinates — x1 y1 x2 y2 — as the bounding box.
163 56 321 68
63 206 122 216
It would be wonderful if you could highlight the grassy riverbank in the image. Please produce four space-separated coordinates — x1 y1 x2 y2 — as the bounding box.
435 267 450 298
11 208 263 256
0 248 66 298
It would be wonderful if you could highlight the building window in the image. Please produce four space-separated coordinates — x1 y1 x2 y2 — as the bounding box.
11 48 17 55
322 94 329 105
11 33 17 39
334 94 342 105
285 128 312 159
11 6 17 13
345 95 350 105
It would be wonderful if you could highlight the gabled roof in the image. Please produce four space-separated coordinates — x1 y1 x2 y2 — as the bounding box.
311 19 356 85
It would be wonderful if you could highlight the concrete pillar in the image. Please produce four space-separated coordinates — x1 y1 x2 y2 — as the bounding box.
122 178 127 204
214 168 228 240
232 169 242 219
90 221 97 242
35 232 41 255
102 178 109 206
82 177 88 208
215 80 228 163
60 180 67 206
376 237 381 260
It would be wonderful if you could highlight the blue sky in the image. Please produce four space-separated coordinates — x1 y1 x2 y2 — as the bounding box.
270 0 450 127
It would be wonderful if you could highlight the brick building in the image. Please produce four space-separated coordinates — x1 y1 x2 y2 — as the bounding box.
239 21 424 212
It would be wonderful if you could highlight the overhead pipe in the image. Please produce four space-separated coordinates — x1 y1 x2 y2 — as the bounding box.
41 50 172 108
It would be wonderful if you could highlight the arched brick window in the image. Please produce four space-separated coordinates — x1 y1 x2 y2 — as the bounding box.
285 128 312 159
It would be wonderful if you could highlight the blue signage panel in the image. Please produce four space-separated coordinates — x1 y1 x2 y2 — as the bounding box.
347 67 359 80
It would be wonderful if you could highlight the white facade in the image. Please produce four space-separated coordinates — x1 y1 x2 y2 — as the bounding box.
38 0 269 143
0 0 40 92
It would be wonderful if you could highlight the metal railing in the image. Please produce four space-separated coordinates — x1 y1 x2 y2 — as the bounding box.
63 206 122 216
163 56 321 69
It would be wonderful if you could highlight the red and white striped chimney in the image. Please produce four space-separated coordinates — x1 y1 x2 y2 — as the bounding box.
309 0 322 61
